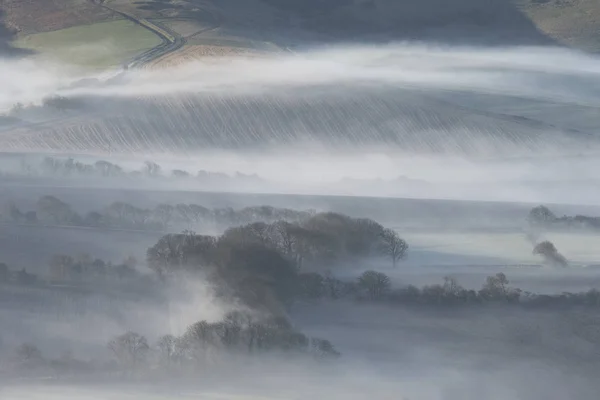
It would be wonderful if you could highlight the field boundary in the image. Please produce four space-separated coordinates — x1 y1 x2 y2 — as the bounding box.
92 1 185 68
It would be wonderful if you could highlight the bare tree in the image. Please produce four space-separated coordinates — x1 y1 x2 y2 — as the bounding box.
358 270 391 300
108 332 149 370
379 228 408 268
479 272 520 302
528 205 556 228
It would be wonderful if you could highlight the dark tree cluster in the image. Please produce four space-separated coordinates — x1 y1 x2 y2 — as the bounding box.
148 312 339 370
533 240 568 268
146 216 407 311
1 312 339 379
528 205 600 231
0 262 37 286
2 195 314 231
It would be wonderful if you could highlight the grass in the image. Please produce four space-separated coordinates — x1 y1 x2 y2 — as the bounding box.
13 19 163 69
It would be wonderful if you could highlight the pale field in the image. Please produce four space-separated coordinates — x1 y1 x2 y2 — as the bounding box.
404 231 600 266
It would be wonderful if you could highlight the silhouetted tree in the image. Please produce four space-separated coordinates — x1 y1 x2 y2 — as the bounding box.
533 240 568 267
528 205 556 228
357 270 391 300
379 228 408 267
479 272 520 302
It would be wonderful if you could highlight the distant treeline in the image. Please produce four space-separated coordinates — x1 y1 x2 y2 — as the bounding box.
528 205 600 231
1 156 260 184
2 195 314 231
0 254 152 295
299 270 600 308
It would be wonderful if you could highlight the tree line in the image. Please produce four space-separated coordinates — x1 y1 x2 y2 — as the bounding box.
0 253 148 295
528 205 600 232
2 195 314 231
299 270 600 308
1 156 261 184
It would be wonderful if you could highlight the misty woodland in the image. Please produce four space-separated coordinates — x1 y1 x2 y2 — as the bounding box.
1 198 600 381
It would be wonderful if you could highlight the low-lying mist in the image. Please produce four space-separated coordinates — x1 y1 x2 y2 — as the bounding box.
3 40 600 399
2 151 600 205
2 43 600 203
4 43 600 109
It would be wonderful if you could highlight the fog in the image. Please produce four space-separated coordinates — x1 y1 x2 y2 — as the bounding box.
2 43 600 204
2 38 600 399
4 44 600 108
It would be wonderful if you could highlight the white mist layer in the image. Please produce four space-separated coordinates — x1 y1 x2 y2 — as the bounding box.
22 149 599 206
2 43 600 204
2 43 600 111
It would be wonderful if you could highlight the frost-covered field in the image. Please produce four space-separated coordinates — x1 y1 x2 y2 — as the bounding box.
383 230 600 294
405 231 600 267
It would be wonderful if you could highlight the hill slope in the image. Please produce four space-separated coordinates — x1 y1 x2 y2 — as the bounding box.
0 0 114 35
1 0 600 52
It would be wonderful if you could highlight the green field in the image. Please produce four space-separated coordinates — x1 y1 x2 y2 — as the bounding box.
13 19 162 69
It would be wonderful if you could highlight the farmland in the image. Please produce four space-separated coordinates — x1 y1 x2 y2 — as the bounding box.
146 45 260 68
13 19 162 69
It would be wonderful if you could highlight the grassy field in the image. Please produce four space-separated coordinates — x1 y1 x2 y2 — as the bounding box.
13 19 162 69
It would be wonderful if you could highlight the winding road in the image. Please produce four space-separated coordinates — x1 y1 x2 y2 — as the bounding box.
92 0 186 69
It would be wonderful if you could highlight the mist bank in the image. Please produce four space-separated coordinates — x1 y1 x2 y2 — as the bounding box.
1 44 599 159
2 151 600 205
2 43 599 204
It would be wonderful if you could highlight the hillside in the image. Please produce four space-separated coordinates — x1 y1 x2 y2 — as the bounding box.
517 0 600 52
1 0 600 58
0 0 114 35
